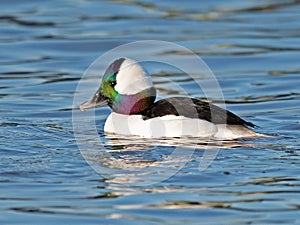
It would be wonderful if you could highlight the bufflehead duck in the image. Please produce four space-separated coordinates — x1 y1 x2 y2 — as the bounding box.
80 58 263 139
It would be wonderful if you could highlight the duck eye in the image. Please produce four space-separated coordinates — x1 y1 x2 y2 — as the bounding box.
110 81 116 88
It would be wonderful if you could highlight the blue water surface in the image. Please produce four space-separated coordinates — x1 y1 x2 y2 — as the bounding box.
0 1 300 224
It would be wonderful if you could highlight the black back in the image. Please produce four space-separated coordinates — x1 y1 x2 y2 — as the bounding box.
141 97 255 127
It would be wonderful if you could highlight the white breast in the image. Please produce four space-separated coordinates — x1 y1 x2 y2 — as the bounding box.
104 112 263 139
104 112 217 138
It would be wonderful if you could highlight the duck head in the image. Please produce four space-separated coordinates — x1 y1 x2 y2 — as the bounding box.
79 58 156 114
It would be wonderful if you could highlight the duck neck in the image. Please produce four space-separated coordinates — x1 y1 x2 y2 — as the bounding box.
111 87 156 115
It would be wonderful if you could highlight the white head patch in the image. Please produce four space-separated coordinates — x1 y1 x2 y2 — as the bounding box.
114 58 153 95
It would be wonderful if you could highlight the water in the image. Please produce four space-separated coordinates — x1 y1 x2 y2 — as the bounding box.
1 0 300 224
